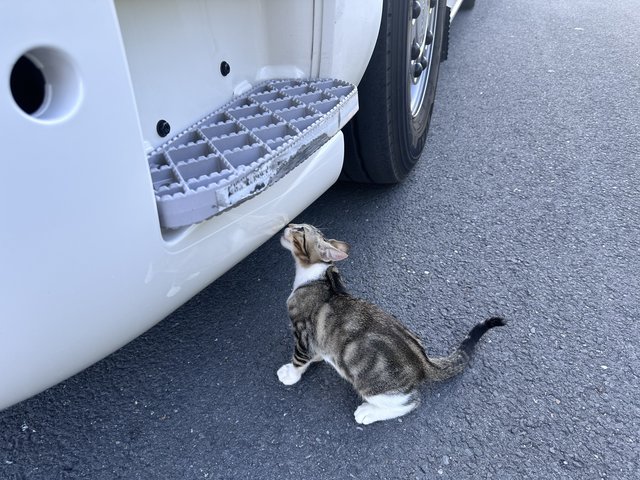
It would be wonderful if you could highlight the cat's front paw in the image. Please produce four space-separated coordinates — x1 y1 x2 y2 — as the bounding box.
277 363 302 385
354 402 381 425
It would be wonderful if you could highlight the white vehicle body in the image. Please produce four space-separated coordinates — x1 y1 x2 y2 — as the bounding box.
2 0 469 409
1 0 382 409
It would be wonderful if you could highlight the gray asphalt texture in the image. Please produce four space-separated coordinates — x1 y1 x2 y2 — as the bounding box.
2 0 639 478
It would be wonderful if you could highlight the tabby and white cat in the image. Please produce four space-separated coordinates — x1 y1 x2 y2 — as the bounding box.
278 223 505 425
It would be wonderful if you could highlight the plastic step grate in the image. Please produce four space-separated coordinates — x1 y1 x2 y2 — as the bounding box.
148 78 358 229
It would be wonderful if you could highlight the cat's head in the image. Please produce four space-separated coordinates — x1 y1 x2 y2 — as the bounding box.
281 224 349 265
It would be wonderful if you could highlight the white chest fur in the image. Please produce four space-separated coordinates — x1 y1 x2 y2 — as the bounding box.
291 262 329 293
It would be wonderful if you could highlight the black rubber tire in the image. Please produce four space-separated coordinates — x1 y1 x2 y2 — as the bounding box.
460 0 476 11
341 0 447 184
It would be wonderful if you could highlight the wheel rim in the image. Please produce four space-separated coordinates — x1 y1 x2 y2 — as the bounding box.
409 0 438 117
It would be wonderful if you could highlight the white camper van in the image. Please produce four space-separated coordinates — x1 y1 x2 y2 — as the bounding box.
1 0 474 409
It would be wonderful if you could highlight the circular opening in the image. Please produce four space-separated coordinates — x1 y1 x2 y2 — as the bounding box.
10 56 46 115
10 47 82 121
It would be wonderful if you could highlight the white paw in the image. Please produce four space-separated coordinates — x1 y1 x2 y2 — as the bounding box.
354 402 381 425
277 363 302 385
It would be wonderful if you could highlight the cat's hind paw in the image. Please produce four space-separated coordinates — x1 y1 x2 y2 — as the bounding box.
354 394 418 425
277 363 302 385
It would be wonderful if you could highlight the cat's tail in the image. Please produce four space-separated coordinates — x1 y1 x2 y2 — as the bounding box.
424 317 506 382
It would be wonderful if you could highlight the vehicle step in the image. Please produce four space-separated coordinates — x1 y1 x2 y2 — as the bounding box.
148 78 358 229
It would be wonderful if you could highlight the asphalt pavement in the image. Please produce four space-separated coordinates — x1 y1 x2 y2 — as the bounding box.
2 0 639 478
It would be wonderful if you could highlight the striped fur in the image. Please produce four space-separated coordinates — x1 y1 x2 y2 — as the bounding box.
278 224 506 424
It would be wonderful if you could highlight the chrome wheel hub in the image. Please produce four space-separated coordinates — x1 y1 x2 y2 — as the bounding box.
409 0 438 117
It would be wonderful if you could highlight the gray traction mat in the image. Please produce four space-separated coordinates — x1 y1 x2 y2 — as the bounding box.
148 78 358 229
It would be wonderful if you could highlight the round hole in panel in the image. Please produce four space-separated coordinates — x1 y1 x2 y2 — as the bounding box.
10 47 82 121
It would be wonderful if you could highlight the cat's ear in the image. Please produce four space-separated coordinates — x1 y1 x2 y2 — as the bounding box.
320 240 349 262
328 239 350 255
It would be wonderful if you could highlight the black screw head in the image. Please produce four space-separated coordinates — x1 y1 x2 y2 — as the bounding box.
156 119 171 137
220 61 231 76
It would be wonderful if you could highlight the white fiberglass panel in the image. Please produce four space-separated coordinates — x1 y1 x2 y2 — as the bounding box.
114 0 382 151
2 0 164 409
2 0 379 409
114 0 315 150
317 0 383 82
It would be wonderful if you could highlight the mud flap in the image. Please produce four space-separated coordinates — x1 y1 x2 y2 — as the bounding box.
441 6 451 61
